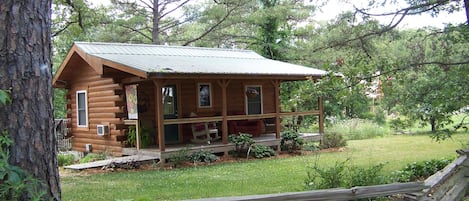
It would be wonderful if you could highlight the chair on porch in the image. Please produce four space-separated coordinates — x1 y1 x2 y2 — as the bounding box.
190 112 220 143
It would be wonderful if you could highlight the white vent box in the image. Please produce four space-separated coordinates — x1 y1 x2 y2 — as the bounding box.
97 125 109 136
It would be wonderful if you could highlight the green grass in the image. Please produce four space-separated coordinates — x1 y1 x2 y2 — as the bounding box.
61 133 468 201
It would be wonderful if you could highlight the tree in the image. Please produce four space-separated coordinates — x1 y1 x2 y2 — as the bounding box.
0 1 60 200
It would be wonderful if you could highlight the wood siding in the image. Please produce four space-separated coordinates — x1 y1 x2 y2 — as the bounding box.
66 62 125 156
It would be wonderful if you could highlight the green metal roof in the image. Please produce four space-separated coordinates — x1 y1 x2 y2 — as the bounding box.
74 42 327 77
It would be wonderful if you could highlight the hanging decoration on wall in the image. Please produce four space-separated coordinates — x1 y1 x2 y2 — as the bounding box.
245 88 259 98
125 84 139 119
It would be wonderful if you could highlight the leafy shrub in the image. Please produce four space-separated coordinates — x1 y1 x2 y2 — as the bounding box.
302 142 320 151
328 118 390 140
319 132 346 149
280 130 304 153
1 131 45 200
168 148 189 167
346 163 388 188
389 117 414 132
79 153 107 164
229 133 254 157
305 159 388 190
57 154 75 166
188 150 218 164
393 158 452 182
126 125 151 148
305 160 348 190
249 144 276 158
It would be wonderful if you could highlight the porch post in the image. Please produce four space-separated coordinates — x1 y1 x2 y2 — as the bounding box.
272 80 281 139
318 96 324 134
217 79 231 144
153 80 165 152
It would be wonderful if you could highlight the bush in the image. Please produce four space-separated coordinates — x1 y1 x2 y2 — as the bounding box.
305 159 388 190
126 125 151 148
79 153 107 164
57 154 75 166
250 144 276 158
280 130 304 153
389 117 414 132
393 158 452 182
302 142 320 151
168 147 189 168
189 150 218 164
328 118 390 140
229 133 254 157
320 132 346 149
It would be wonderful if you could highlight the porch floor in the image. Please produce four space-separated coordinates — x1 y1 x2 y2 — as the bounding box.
122 133 321 160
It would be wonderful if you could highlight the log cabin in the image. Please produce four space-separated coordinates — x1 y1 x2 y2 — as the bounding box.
53 42 327 157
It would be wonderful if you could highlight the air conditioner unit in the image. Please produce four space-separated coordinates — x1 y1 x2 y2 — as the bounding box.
97 125 109 136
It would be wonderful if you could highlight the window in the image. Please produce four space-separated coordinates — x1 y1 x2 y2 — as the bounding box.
76 90 88 127
198 83 212 108
245 85 262 115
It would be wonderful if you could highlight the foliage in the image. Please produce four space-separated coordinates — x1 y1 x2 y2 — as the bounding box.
79 153 107 164
302 142 320 151
126 125 151 148
0 90 10 106
328 118 390 140
305 159 388 190
389 117 414 132
229 133 254 157
168 147 189 168
319 132 347 149
249 144 276 159
57 153 75 167
280 130 304 153
0 132 45 200
393 158 452 182
188 150 219 164
61 134 466 200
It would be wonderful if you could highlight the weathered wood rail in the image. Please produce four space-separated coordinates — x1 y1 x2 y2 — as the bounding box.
188 149 469 201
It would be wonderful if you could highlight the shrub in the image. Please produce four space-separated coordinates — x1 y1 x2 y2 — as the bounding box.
249 144 276 158
305 159 388 190
188 150 218 164
389 117 414 132
168 148 189 168
229 133 254 157
280 130 304 153
302 142 320 151
305 160 348 190
320 132 346 149
126 125 151 148
57 154 75 166
345 163 388 188
393 158 452 182
79 153 107 164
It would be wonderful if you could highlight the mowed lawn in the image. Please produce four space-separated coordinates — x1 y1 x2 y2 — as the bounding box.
61 133 467 201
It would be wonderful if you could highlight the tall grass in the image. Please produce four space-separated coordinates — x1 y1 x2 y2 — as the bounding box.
328 118 392 140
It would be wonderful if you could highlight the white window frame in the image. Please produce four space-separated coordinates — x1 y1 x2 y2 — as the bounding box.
197 83 212 108
76 90 88 127
245 85 263 115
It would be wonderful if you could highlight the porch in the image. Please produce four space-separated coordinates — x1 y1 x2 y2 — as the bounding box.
122 133 322 161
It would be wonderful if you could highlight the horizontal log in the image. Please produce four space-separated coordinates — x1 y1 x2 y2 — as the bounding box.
88 101 119 108
88 84 121 92
88 95 122 103
191 182 425 201
88 107 122 113
425 155 467 188
88 90 116 97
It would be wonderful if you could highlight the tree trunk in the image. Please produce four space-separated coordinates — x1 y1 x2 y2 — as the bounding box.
152 0 161 44
465 0 469 29
0 1 61 200
430 117 436 132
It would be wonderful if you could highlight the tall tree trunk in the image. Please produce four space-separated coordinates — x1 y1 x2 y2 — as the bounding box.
152 0 161 44
465 0 469 28
0 1 60 200
430 117 436 132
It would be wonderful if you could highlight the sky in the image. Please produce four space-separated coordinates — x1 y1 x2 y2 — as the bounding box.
91 0 466 29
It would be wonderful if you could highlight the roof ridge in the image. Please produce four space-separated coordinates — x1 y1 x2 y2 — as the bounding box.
74 41 255 53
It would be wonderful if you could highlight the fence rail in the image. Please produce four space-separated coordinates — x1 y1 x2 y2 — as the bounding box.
189 149 469 201
55 119 72 151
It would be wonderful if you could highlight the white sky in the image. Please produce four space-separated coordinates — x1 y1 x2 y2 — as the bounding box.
91 0 466 29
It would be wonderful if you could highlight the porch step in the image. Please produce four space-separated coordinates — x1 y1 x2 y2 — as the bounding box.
64 155 159 170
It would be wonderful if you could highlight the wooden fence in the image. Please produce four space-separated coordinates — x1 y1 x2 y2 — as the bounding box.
54 119 72 151
190 149 469 201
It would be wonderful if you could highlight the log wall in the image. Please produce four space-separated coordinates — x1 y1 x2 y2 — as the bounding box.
66 63 125 156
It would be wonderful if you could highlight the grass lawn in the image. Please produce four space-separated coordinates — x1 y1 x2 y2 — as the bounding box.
61 133 467 201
